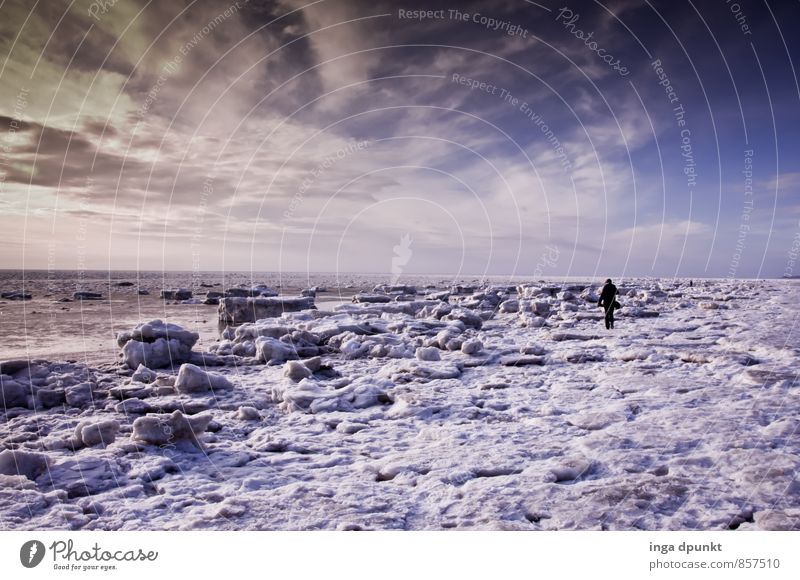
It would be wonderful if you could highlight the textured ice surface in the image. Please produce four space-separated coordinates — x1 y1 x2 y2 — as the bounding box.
1 278 798 530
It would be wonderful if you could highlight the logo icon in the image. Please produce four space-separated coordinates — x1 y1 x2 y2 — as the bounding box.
20 540 45 568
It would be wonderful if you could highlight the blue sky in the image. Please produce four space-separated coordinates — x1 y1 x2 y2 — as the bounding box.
0 0 798 277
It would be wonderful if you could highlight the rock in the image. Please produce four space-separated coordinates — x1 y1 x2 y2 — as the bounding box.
65 382 94 407
218 296 316 324
131 410 213 447
237 406 260 420
160 288 192 300
499 355 545 366
203 297 220 305
1 291 31 300
416 347 441 361
117 320 199 369
131 364 157 384
115 281 135 287
461 339 484 355
174 363 233 394
73 291 102 300
74 419 120 447
284 360 313 382
0 449 49 480
137 290 150 295
0 377 30 409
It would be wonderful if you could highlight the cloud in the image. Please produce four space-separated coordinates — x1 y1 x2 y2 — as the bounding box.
0 0 796 275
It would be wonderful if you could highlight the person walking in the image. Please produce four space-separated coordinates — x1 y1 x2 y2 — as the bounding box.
598 278 618 330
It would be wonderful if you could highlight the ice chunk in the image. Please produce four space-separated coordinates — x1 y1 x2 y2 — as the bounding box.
237 406 261 420
131 364 158 384
0 449 49 480
174 363 233 394
461 338 483 355
0 377 30 409
64 382 94 407
74 419 120 447
416 347 441 361
255 337 298 364
218 296 315 324
117 320 199 369
278 377 393 413
131 410 213 447
284 360 313 382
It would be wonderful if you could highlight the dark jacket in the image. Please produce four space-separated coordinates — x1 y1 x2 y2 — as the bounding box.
598 283 618 308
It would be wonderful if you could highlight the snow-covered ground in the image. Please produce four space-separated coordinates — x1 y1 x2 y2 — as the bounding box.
1 278 798 530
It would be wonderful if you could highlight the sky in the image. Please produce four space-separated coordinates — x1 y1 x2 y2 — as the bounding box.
0 0 798 278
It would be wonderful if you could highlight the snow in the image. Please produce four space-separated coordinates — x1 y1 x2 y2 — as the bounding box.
1 278 799 530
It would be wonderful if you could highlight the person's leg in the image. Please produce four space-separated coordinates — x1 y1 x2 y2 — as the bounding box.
604 305 611 329
609 307 614 329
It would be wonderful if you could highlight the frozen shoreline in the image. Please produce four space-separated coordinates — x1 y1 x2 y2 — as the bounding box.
1 277 799 530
